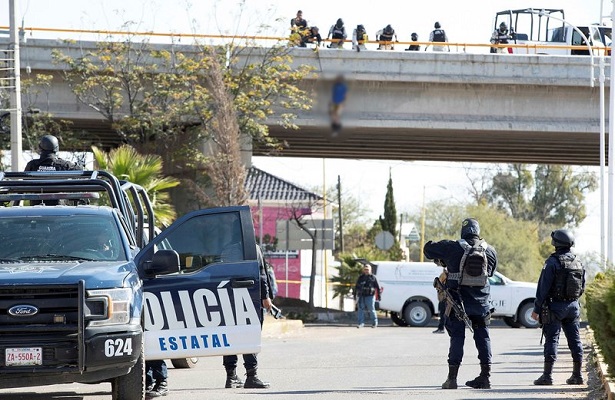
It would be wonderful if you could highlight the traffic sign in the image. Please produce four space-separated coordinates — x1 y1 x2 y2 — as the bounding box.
407 227 420 242
375 231 395 250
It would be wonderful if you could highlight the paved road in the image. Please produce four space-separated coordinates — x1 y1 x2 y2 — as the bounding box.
0 319 596 399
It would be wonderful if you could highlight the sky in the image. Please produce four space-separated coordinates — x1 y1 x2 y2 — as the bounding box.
0 0 610 254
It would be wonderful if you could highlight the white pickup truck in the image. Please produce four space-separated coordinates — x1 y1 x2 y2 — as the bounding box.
373 261 538 329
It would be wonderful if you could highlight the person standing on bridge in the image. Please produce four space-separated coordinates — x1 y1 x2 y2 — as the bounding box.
376 24 398 50
352 24 368 52
423 218 497 390
490 22 513 54
425 22 449 52
327 18 347 48
405 32 420 51
531 229 585 386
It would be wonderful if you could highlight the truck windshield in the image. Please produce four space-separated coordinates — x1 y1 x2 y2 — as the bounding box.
0 215 127 261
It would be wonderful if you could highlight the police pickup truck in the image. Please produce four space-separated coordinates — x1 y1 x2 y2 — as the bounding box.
373 261 538 329
0 171 262 400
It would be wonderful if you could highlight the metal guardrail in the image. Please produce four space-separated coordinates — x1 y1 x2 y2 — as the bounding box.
0 25 610 55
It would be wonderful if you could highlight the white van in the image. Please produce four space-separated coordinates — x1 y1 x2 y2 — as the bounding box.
373 261 538 328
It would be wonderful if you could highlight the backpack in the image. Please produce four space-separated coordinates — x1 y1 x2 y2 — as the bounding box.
457 239 489 287
551 254 584 300
432 29 445 42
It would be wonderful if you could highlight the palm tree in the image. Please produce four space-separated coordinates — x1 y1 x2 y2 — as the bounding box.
92 145 180 226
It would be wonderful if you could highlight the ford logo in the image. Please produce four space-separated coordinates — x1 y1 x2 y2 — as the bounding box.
8 305 39 317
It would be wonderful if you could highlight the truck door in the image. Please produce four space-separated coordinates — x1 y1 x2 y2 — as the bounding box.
135 206 261 361
488 273 513 315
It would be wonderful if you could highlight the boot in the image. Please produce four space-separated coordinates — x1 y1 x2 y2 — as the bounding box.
566 361 584 385
225 368 244 388
534 362 554 385
145 380 168 398
465 364 491 389
244 368 270 389
441 365 459 389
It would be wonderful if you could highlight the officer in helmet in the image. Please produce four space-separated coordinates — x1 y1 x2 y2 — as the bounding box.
531 229 585 386
25 135 82 172
423 218 498 390
405 32 420 51
490 21 513 53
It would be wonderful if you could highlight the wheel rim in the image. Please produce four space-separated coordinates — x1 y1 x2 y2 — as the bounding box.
409 307 427 325
522 307 539 327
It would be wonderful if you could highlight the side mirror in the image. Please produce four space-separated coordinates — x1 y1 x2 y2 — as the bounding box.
145 249 180 277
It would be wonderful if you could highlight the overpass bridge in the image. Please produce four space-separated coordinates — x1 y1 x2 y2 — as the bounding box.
2 38 609 165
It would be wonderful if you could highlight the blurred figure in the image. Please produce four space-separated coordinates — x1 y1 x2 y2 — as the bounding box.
352 24 368 52
376 24 398 50
405 32 420 51
329 75 348 135
425 22 449 52
327 18 347 48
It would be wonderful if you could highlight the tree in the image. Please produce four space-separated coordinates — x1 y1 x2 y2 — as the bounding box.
484 164 597 229
379 170 397 238
92 145 180 226
51 31 312 213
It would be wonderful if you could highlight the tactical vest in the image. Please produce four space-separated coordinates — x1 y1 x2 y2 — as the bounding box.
496 30 509 44
432 29 445 42
550 254 584 301
356 27 367 43
332 26 345 39
357 275 377 296
380 28 394 41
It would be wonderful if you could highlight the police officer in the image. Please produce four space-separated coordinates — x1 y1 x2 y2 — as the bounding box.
25 135 82 172
531 229 585 386
145 360 168 398
327 18 347 48
490 22 512 53
423 218 497 389
223 245 272 389
375 24 398 50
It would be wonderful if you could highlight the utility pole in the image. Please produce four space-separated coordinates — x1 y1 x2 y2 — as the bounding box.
337 175 344 253
9 0 22 172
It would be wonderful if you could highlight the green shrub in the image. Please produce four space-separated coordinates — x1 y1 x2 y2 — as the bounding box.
586 269 615 377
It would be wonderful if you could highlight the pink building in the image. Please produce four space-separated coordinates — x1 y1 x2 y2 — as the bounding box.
245 166 326 300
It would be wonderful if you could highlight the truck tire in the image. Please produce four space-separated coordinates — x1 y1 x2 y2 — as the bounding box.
390 312 408 327
111 342 145 400
518 302 539 329
171 357 199 369
403 301 432 327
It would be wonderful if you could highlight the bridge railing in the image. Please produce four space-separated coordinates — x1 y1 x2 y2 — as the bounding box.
0 25 610 56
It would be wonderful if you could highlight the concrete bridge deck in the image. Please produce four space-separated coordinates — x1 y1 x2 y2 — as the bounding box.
3 38 610 165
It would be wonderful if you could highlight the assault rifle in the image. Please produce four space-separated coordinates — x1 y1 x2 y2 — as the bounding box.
433 276 474 333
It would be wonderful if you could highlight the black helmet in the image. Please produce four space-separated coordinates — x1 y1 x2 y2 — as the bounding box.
411 32 418 40
499 22 508 31
336 18 343 27
551 229 574 248
434 22 441 29
460 218 480 239
39 134 59 153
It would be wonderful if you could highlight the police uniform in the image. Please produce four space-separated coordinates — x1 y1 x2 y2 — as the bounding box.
533 229 585 386
25 153 80 172
423 218 497 390
222 245 271 389
490 24 512 53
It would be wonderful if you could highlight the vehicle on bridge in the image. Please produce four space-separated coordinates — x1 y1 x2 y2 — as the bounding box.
372 261 538 329
494 8 611 55
0 171 262 400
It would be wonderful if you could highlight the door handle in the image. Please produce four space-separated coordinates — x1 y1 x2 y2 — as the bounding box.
232 279 255 288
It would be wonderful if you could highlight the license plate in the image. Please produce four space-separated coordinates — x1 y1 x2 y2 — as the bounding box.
5 347 42 366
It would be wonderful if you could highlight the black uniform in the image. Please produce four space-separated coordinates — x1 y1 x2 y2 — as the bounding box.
533 230 585 386
423 218 497 390
25 152 81 172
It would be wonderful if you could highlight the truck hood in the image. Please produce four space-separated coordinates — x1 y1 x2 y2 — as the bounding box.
0 261 135 288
